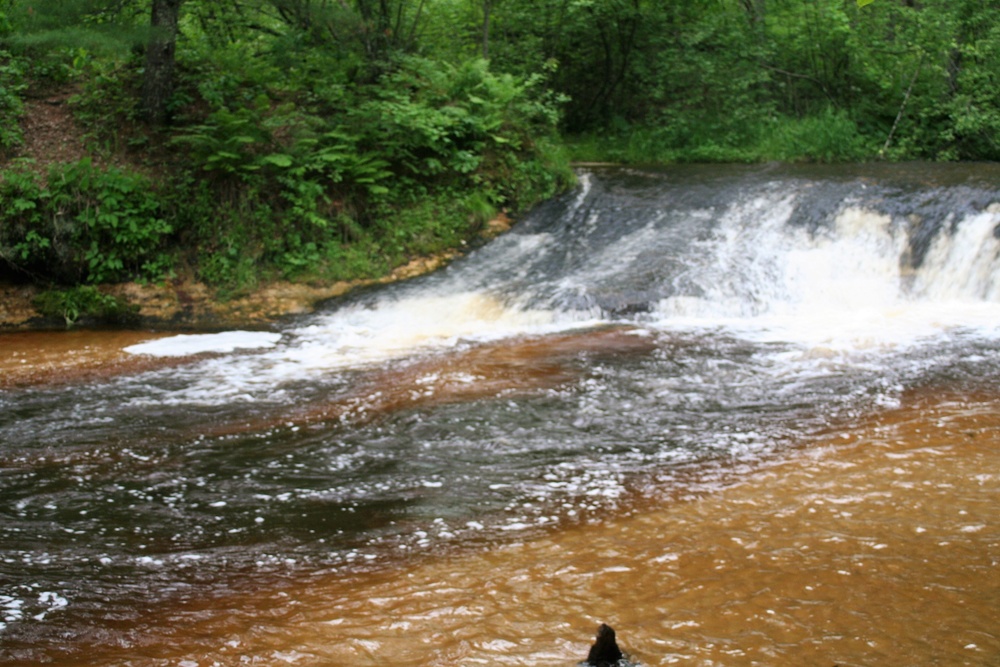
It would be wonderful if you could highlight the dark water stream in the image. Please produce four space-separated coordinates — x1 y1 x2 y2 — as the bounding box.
1 164 999 665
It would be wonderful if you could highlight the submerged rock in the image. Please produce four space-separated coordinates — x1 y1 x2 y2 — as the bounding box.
581 623 637 666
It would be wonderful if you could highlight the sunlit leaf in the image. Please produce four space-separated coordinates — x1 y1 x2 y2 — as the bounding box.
261 154 294 168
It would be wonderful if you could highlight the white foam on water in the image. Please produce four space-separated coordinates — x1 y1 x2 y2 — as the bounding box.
117 177 598 402
120 186 1000 407
31 591 68 622
122 291 606 406
913 205 1000 301
283 291 563 372
1 595 24 630
652 203 1000 353
124 331 282 357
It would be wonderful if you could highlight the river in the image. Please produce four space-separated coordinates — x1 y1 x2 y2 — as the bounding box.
1 164 998 665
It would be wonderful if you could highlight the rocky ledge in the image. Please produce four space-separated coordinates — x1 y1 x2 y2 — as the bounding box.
0 213 517 331
0 251 461 331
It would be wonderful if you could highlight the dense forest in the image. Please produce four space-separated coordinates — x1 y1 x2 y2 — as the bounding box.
0 0 997 315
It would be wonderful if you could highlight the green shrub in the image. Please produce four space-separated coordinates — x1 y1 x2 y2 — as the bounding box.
166 55 570 289
755 108 871 162
0 49 26 151
177 180 272 291
352 56 568 207
567 107 872 164
172 104 278 180
68 54 144 153
0 159 173 283
33 285 138 328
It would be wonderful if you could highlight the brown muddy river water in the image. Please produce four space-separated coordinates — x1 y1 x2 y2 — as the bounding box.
2 164 999 665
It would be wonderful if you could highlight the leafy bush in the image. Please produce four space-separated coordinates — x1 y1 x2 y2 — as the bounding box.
170 105 394 283
0 49 26 151
171 104 277 181
943 21 1000 161
68 54 144 152
353 57 566 204
755 108 870 162
164 53 569 289
33 285 137 328
3 2 578 294
0 159 173 283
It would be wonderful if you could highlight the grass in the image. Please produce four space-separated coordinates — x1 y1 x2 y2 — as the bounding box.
566 108 877 165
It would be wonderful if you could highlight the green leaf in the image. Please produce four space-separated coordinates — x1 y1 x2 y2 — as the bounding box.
857 0 875 6
261 154 294 168
316 150 349 163
207 151 242 162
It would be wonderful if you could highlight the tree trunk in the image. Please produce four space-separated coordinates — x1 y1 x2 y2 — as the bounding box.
141 0 183 125
482 0 492 60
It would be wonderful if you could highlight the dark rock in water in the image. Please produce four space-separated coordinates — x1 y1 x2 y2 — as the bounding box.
581 623 637 666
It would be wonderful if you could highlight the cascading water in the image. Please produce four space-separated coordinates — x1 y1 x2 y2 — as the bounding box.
1 163 999 663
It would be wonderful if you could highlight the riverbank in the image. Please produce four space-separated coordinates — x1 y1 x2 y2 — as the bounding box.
0 253 451 331
0 214 514 332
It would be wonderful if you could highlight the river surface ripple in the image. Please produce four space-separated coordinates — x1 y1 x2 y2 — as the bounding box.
1 164 999 665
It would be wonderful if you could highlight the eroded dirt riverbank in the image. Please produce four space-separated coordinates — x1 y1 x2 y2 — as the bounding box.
0 250 468 387
0 252 455 332
0 216 513 332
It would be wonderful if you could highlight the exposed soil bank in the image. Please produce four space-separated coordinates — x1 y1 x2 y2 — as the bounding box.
0 253 455 332
0 221 523 385
0 213 517 332
0 213 512 332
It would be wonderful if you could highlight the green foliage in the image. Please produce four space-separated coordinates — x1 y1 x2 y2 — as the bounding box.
942 16 1000 160
486 0 999 163
3 1 571 295
2 0 148 88
33 285 138 328
4 0 993 303
162 48 569 290
68 55 144 149
181 183 272 290
4 0 147 52
0 6 12 37
353 56 567 205
0 159 173 283
172 104 276 179
0 49 26 151
755 108 869 163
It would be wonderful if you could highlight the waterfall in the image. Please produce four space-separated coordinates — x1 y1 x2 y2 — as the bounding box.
129 164 1000 367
